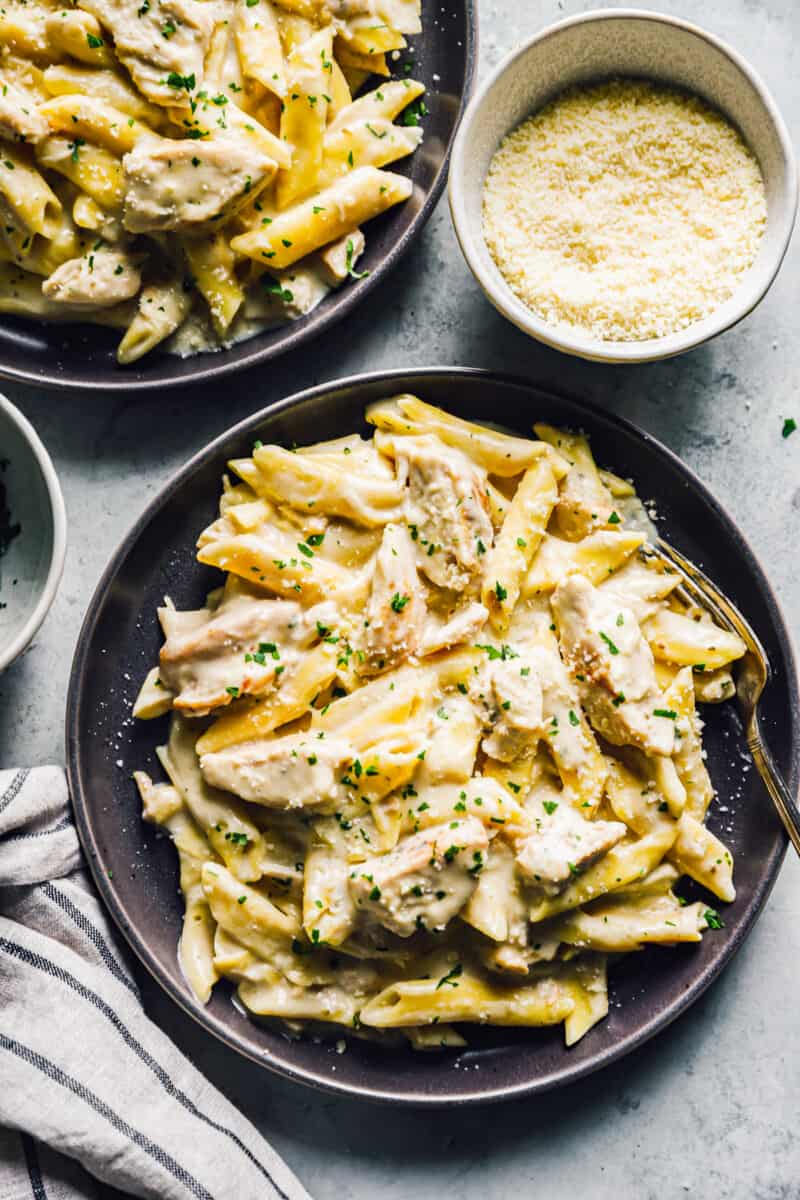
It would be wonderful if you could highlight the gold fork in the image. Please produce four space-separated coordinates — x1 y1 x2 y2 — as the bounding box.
642 538 800 856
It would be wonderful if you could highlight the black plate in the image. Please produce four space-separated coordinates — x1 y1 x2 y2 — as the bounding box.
0 3 475 393
66 368 798 1105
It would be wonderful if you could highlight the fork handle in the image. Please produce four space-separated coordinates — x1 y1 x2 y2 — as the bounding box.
747 727 800 857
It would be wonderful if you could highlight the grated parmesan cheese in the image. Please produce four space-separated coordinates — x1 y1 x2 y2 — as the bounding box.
482 79 767 342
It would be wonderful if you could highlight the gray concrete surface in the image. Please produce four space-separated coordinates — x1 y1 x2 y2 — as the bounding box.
1 1 798 1196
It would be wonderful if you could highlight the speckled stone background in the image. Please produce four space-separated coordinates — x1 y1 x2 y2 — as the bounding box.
1 1 799 1196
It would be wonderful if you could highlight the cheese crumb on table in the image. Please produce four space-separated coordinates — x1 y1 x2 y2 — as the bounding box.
482 79 767 342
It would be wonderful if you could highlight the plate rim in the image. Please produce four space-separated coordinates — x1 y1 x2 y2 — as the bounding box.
0 4 477 395
66 366 798 1105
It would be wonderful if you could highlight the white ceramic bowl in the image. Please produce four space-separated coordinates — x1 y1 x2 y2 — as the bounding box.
0 395 67 672
449 9 798 363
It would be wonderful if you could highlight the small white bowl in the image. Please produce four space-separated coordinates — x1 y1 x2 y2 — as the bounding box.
0 394 67 672
449 9 798 363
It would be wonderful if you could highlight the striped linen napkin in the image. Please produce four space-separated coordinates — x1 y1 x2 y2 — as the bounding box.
0 766 312 1200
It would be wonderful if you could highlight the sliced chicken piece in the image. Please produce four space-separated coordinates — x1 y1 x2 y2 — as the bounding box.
314 228 365 287
349 817 488 937
79 0 214 108
515 803 627 896
158 593 310 716
0 78 48 143
397 435 493 593
552 574 676 757
553 460 616 542
482 937 561 976
475 652 544 763
41 248 141 308
418 600 488 657
360 522 425 675
200 731 356 810
248 264 328 322
123 133 276 234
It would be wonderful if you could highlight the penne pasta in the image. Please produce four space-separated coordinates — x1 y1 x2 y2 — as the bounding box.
230 166 412 269
3 0 425 362
0 142 62 237
131 399 741 1051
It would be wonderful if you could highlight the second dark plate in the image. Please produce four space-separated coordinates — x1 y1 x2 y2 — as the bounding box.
67 368 796 1104
0 1 475 392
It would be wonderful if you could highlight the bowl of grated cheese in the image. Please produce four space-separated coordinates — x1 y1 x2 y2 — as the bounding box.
449 9 797 363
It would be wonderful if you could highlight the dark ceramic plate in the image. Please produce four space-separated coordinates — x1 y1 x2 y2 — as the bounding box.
0 2 474 394
67 369 798 1105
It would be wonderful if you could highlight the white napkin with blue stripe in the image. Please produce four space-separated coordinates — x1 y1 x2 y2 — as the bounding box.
0 767 311 1200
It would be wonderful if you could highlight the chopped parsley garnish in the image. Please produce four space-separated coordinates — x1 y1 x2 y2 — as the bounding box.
653 708 677 719
86 33 103 48
435 962 463 989
401 99 428 127
167 72 195 92
468 851 484 876
369 885 381 901
475 642 518 661
390 592 410 612
599 632 619 655
704 908 724 930
225 686 240 698
568 709 579 727
494 580 507 602
265 281 294 303
306 532 325 546
608 511 621 524
345 237 368 280
224 830 249 847
782 417 797 439
542 800 559 815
